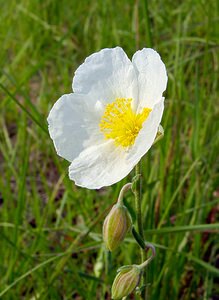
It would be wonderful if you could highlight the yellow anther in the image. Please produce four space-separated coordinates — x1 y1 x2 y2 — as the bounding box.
99 98 151 147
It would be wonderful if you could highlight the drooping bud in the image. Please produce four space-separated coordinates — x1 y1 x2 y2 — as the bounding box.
111 265 141 299
103 203 132 251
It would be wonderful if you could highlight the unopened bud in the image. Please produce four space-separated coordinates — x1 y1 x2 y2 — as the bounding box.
103 203 132 251
111 265 141 299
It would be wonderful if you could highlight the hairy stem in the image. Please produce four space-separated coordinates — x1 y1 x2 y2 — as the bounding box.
117 182 132 205
134 163 146 298
134 164 144 239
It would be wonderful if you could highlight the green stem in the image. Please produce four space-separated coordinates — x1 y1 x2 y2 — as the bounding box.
117 183 132 205
134 163 144 245
139 243 156 269
134 163 146 298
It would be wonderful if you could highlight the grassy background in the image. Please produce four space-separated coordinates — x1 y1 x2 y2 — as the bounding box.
0 0 219 299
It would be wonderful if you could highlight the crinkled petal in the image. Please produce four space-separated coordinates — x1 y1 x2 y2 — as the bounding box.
47 93 104 162
132 48 167 110
69 141 136 189
68 99 163 189
127 99 164 162
73 47 138 106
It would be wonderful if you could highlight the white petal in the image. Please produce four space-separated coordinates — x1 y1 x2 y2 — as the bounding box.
68 100 163 189
47 93 104 162
73 47 138 105
127 99 164 162
69 141 135 189
132 48 167 109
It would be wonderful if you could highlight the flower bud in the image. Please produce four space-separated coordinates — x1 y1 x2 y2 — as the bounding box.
111 265 141 299
103 203 132 251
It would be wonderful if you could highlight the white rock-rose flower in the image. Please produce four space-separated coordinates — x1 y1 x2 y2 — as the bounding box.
48 47 167 189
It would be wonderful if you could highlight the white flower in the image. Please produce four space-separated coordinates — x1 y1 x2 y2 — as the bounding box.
47 47 167 189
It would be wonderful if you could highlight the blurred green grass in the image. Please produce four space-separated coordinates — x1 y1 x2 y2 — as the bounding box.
0 0 219 299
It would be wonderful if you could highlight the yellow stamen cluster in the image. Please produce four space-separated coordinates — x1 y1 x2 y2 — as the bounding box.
99 98 151 147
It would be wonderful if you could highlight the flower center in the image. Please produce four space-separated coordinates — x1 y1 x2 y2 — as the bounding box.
99 98 151 147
